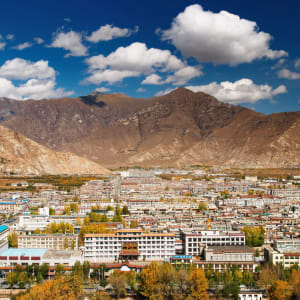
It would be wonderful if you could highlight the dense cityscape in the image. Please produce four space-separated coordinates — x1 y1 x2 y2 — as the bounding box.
0 168 299 299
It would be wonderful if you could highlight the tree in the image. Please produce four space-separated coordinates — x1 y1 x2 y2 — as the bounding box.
82 261 90 281
121 205 130 215
241 226 265 247
108 271 127 299
8 231 18 247
64 238 69 249
17 275 84 300
189 268 209 300
34 228 41 234
18 272 28 288
49 207 55 215
7 272 18 288
55 264 65 277
40 263 49 280
130 220 139 228
139 262 161 298
290 269 300 299
70 203 79 213
72 261 83 279
268 280 292 300
198 202 207 212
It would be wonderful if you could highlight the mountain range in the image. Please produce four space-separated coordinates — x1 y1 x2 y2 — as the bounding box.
0 87 299 173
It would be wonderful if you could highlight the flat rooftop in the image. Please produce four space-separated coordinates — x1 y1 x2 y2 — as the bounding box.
0 248 48 257
0 225 9 233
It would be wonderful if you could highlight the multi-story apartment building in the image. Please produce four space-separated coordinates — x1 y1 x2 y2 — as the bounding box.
0 198 29 214
0 225 9 251
84 229 175 262
18 234 78 250
181 230 245 256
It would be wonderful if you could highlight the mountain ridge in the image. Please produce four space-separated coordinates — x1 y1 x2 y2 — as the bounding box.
0 88 299 168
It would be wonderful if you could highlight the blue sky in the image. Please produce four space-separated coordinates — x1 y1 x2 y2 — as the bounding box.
0 0 299 114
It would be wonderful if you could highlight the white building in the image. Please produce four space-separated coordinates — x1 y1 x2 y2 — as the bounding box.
181 230 245 256
84 229 175 262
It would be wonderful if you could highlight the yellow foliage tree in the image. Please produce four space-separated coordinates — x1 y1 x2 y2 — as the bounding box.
17 275 83 300
189 268 209 300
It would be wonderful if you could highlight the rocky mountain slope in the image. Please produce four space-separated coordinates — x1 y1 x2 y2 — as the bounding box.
0 88 299 168
0 125 109 175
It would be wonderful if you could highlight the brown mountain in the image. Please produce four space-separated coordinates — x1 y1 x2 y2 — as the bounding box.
0 125 109 175
0 88 299 168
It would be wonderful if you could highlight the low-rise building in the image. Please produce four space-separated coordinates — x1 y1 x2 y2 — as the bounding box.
18 234 78 250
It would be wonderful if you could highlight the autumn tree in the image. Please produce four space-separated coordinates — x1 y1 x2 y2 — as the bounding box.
108 271 127 299
268 280 292 300
290 269 300 299
17 275 83 300
189 268 209 300
8 231 18 247
130 220 139 228
241 226 265 247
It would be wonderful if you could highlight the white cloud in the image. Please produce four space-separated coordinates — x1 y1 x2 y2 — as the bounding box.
277 68 300 80
295 58 300 69
34 37 44 44
13 42 32 50
161 4 288 65
84 69 139 84
0 58 72 100
84 42 200 85
49 31 88 57
6 34 14 40
0 58 55 80
142 74 164 85
64 18 71 22
164 66 202 85
155 87 176 96
0 42 5 50
186 78 287 104
95 87 111 92
137 87 145 92
85 42 184 73
86 24 138 42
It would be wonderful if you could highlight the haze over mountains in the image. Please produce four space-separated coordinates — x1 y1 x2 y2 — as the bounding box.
0 87 299 171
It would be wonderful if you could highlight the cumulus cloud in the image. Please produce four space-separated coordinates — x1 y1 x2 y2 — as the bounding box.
142 74 164 85
6 34 14 40
84 42 200 85
0 58 55 80
86 24 138 42
13 42 32 50
161 4 287 65
85 69 139 85
186 78 287 104
95 87 111 92
49 30 88 57
0 58 73 100
34 37 44 44
164 66 202 85
0 42 5 50
277 68 300 80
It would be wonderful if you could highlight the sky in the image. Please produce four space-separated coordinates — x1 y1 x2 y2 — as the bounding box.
0 0 299 114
